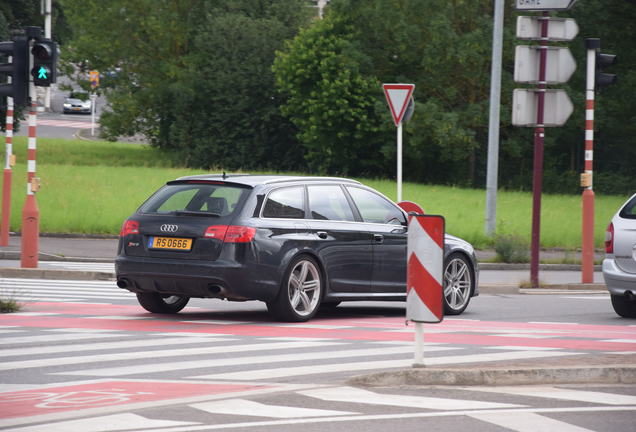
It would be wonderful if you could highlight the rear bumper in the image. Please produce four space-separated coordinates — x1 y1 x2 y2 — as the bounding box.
602 258 636 295
115 255 279 302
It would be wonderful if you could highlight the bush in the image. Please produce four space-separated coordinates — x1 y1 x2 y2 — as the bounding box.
494 234 530 263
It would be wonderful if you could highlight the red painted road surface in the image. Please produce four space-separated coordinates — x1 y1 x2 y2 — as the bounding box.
0 381 265 419
3 302 635 353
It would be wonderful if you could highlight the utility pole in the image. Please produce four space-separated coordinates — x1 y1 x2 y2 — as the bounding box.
43 0 52 111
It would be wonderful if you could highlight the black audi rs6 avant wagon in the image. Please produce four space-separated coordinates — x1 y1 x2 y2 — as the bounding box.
115 175 479 322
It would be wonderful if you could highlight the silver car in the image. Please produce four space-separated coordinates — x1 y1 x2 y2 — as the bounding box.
603 192 636 318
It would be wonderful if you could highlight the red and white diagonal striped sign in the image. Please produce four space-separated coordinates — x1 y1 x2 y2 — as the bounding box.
407 214 444 323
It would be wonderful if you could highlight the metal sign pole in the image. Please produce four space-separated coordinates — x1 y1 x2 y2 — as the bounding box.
1 95 14 246
397 122 403 202
581 41 596 283
90 94 97 136
530 12 550 288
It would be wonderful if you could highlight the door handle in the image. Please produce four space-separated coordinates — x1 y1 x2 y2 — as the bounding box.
317 231 328 239
374 234 384 243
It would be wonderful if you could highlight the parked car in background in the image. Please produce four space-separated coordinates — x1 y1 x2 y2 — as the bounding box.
63 92 91 114
603 192 636 318
115 175 479 322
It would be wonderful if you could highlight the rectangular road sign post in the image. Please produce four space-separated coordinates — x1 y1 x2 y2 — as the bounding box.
407 214 445 366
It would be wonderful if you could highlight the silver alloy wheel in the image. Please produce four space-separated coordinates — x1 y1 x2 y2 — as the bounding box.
287 259 321 317
444 256 472 312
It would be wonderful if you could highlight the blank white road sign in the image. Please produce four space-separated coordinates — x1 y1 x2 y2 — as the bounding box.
516 16 579 41
514 46 576 84
512 89 574 127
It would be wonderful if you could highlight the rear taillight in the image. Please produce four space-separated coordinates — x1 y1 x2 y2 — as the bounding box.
605 222 614 254
204 225 255 243
120 220 139 237
204 225 229 239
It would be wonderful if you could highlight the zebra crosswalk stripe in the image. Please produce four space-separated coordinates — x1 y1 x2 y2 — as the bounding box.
299 386 523 410
460 386 636 406
0 336 226 358
2 340 336 372
468 411 596 432
0 332 129 345
55 345 415 377
191 398 357 418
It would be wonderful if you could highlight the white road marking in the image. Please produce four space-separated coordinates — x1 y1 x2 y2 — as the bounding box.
180 320 251 326
490 333 559 339
0 337 227 358
0 338 241 370
460 386 636 405
469 411 597 432
57 345 415 377
0 413 196 432
0 332 129 345
191 398 357 418
84 407 636 432
195 350 580 381
484 346 561 351
299 386 522 410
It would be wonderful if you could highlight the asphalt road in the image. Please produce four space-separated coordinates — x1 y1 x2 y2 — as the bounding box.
0 281 634 431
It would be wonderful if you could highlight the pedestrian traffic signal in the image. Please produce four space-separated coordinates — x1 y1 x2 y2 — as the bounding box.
31 39 57 87
0 36 29 106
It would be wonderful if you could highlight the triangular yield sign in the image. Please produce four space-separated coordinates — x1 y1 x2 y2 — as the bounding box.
383 83 415 126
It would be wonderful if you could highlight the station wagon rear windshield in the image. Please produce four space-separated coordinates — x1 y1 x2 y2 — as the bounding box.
139 184 248 217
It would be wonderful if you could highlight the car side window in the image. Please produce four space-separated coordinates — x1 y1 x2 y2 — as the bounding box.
262 187 305 219
347 186 406 225
619 195 636 219
307 185 356 222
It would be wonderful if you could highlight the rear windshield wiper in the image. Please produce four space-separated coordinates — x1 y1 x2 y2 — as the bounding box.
173 210 221 217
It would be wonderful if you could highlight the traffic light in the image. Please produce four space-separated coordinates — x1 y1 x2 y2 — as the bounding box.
31 39 57 87
0 36 29 106
596 52 617 88
585 38 617 89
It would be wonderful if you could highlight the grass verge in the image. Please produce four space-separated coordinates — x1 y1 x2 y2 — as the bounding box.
1 137 627 249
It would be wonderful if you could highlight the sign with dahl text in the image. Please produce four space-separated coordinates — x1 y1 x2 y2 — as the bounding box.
515 0 578 11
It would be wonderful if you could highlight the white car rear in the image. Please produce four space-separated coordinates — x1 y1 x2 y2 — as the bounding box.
602 192 636 318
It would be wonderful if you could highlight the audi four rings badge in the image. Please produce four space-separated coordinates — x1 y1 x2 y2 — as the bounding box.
160 224 179 232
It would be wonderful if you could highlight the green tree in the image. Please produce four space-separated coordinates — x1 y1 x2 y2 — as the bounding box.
61 0 311 171
273 18 389 175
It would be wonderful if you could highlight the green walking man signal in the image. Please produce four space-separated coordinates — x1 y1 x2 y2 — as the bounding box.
31 39 57 87
37 66 48 79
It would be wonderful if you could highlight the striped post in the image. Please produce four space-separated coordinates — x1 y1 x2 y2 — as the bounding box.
20 101 39 268
581 44 596 283
407 214 445 366
1 97 14 246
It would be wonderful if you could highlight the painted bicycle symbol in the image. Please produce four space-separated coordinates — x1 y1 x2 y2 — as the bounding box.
0 388 153 409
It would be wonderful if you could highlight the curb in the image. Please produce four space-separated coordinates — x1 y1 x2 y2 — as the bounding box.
0 251 113 263
0 267 114 281
348 364 636 387
480 263 602 271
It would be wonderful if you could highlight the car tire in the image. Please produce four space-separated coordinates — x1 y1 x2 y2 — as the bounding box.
443 252 473 315
610 295 636 318
136 293 189 314
267 255 323 322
